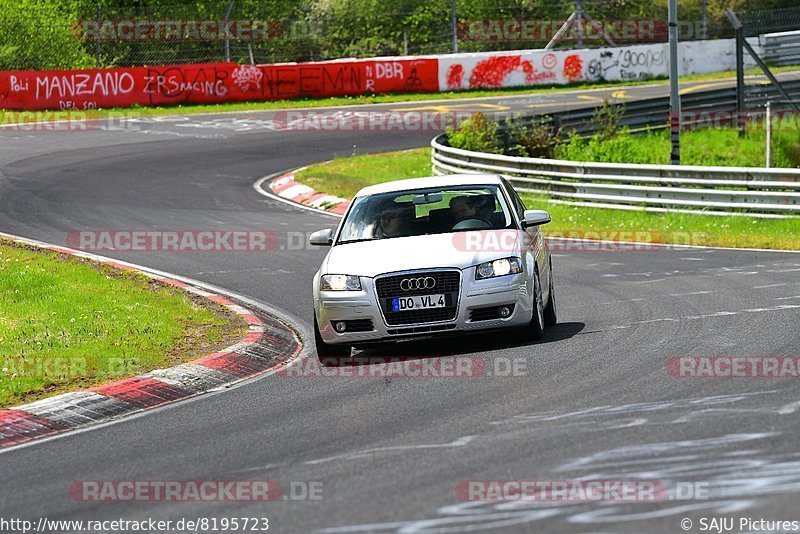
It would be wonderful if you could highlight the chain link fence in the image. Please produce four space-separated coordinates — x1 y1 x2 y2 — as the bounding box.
1 0 799 71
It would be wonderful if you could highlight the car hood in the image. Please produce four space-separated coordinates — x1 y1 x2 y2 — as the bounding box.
323 231 523 278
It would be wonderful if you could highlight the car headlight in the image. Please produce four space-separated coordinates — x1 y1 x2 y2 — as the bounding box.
476 257 523 280
320 274 362 291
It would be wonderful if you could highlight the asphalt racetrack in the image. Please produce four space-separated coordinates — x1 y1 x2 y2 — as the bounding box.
1 79 799 533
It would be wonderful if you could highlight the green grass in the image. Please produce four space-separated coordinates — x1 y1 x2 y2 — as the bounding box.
0 241 247 408
3 66 798 123
520 197 800 250
296 148 434 198
557 127 800 168
293 147 800 250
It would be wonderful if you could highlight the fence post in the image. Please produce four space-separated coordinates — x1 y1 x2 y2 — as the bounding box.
451 0 458 53
725 9 747 138
94 6 102 67
701 0 708 40
224 0 235 62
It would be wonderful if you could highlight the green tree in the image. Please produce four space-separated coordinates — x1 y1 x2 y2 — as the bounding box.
0 0 93 70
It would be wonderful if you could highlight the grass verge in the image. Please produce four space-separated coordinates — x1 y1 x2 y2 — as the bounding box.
3 66 798 123
556 127 800 168
293 148 800 250
0 240 248 408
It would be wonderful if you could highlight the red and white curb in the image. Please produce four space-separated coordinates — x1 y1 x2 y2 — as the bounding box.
268 167 351 215
0 232 303 449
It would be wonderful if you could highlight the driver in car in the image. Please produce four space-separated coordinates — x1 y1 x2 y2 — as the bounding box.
376 201 414 238
449 196 478 222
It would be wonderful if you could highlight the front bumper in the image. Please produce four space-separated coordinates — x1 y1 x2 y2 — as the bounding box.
314 270 532 345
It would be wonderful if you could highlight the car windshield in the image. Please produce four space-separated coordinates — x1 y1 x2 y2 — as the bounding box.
337 185 514 244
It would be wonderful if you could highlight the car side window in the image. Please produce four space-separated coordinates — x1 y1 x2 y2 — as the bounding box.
503 180 526 220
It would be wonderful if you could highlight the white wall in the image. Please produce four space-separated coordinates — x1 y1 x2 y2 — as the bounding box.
437 39 761 91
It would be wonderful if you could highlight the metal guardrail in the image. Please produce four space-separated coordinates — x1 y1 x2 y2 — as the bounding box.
432 135 800 215
431 80 800 216
761 30 800 67
501 80 800 140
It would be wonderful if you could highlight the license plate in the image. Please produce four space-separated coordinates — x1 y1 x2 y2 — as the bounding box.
392 294 446 312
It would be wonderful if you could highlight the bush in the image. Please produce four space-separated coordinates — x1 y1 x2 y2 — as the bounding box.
556 128 667 164
446 111 502 154
591 97 625 142
506 116 562 159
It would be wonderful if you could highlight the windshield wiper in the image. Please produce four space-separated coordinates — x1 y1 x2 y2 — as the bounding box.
337 238 378 245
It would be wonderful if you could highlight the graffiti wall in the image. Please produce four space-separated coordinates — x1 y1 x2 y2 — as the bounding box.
0 58 439 111
438 38 759 91
0 39 758 110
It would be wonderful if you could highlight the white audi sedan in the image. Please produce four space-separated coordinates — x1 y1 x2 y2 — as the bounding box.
309 174 556 357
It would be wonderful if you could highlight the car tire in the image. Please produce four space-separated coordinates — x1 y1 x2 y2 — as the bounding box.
544 258 557 327
314 314 351 363
525 268 546 341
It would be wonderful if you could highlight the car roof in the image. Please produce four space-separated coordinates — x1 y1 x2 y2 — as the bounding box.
354 174 504 198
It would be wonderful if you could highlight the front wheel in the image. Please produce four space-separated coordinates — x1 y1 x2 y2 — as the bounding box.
524 269 546 341
544 258 557 327
314 314 351 361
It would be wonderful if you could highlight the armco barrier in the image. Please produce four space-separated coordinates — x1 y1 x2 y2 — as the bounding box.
495 80 800 140
0 38 762 111
761 30 800 67
431 134 800 216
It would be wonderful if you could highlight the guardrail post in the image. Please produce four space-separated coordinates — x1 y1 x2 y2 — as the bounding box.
668 0 680 164
766 101 771 168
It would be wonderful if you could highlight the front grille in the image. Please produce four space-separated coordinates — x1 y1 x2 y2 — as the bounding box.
343 319 374 332
375 270 461 326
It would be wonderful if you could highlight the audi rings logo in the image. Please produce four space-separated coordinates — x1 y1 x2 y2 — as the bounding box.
400 277 436 291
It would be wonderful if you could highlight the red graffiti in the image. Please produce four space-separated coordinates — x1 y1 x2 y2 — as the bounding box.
521 60 535 83
563 54 584 82
0 59 439 111
468 55 521 88
446 64 464 89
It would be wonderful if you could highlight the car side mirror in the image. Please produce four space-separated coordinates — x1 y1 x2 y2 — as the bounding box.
309 228 333 246
522 209 551 228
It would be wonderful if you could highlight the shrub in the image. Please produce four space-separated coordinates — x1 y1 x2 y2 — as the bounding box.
591 97 625 142
446 111 502 154
506 116 562 159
